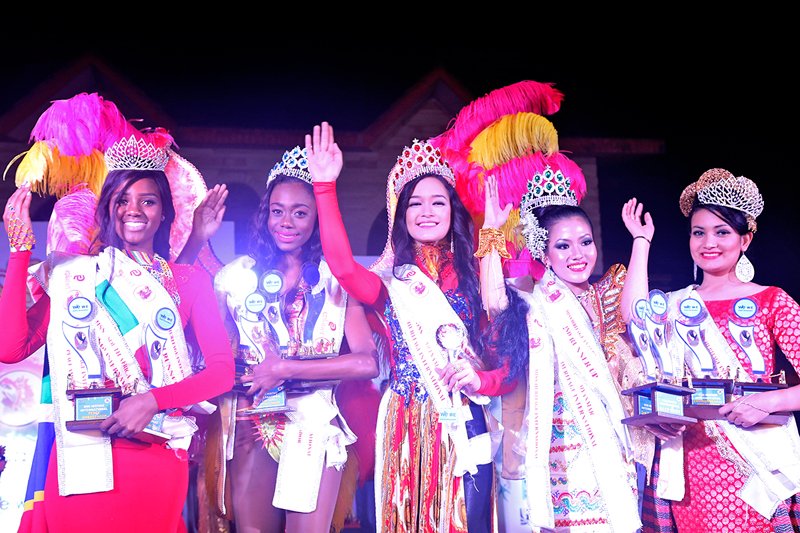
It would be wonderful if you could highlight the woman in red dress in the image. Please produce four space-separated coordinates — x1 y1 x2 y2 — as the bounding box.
0 134 234 533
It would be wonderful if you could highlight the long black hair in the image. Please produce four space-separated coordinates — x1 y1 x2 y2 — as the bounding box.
391 174 483 353
248 175 322 273
489 204 596 383
93 169 175 258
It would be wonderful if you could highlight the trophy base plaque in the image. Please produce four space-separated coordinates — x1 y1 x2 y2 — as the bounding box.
622 382 697 427
239 387 294 416
65 387 123 432
621 411 698 427
285 379 341 393
735 380 792 425
683 378 733 420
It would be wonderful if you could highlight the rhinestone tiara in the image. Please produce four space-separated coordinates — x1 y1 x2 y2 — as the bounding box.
679 168 764 232
267 146 311 187
390 139 455 195
104 135 169 172
519 166 577 216
518 165 580 261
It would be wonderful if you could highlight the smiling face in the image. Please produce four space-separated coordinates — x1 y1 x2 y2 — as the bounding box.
267 181 317 257
689 207 750 278
404 176 452 245
544 214 597 292
112 177 164 254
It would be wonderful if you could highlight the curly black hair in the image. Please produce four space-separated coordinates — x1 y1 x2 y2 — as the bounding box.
248 175 322 274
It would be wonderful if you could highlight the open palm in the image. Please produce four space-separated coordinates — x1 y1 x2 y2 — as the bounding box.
305 121 343 183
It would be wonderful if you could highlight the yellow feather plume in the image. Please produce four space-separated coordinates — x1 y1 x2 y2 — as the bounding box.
468 112 559 169
11 142 106 198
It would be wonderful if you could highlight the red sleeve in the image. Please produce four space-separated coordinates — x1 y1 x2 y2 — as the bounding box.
476 362 517 396
313 181 385 308
150 264 234 410
0 251 49 363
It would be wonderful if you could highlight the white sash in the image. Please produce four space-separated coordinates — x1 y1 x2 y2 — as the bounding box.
215 256 355 512
664 286 800 516
33 249 196 496
519 270 641 532
377 263 491 477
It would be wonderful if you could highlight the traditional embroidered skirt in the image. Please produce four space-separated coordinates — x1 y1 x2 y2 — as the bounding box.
374 389 496 533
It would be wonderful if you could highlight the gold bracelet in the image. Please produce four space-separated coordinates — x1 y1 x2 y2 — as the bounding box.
474 227 511 259
8 217 35 252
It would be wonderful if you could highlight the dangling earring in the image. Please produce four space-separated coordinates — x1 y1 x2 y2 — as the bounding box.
450 235 454 254
735 253 755 283
693 261 698 282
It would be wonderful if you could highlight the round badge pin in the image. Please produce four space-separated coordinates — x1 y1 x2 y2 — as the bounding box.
260 270 284 301
634 299 649 320
155 307 177 331
68 296 93 320
680 298 703 319
302 262 320 287
733 298 757 320
245 292 267 314
648 289 668 316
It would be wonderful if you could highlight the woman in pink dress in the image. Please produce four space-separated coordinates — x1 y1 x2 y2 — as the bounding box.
642 168 800 532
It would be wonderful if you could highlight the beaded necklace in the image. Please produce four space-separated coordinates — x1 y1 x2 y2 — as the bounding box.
124 249 181 307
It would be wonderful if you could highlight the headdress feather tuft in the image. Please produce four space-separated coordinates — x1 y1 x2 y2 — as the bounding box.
433 80 563 154
433 79 586 277
7 92 140 198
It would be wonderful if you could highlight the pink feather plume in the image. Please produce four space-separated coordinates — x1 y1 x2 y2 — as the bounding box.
431 80 563 155
455 151 586 218
30 92 139 157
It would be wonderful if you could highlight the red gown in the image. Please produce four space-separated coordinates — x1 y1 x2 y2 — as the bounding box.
0 250 234 533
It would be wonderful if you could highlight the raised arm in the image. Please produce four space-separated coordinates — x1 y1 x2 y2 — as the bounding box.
306 122 384 307
620 197 654 323
477 175 513 318
0 183 49 363
175 183 229 264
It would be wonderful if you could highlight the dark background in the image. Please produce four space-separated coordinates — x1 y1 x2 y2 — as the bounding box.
1 27 797 298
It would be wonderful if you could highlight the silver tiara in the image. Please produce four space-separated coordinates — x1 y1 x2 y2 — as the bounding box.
267 146 311 186
104 135 169 172
518 166 577 261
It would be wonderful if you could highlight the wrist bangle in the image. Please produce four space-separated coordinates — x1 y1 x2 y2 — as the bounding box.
474 227 511 259
7 217 36 252
633 235 651 245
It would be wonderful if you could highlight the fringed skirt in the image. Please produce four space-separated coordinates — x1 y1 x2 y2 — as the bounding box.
374 389 496 533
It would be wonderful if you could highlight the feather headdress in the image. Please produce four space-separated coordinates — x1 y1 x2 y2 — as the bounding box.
5 93 214 264
5 92 140 198
431 80 587 277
